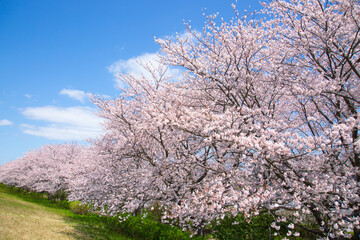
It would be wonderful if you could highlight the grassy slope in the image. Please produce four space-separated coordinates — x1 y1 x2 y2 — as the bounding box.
0 186 132 240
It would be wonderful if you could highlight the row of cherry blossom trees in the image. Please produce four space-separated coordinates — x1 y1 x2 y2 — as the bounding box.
0 144 85 200
83 0 359 238
0 0 359 239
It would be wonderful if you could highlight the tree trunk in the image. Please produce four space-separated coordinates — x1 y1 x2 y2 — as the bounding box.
353 229 360 240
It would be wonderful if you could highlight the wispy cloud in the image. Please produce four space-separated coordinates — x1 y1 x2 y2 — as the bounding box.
107 52 182 88
25 94 32 99
60 89 88 103
161 30 200 42
20 106 102 141
0 119 13 126
20 124 101 141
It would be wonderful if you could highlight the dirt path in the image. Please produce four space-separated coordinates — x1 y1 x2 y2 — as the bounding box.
0 189 77 240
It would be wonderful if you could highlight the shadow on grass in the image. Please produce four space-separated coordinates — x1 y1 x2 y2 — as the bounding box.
63 213 132 240
0 184 70 210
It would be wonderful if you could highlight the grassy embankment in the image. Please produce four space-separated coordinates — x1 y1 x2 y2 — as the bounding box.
0 184 132 240
1 183 304 240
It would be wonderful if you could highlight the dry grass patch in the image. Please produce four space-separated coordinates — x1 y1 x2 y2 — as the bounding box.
0 190 76 240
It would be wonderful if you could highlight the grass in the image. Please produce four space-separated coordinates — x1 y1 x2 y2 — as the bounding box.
0 184 133 240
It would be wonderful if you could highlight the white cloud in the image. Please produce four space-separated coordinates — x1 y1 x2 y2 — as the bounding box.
0 119 13 126
21 124 101 141
60 89 88 103
21 106 103 141
25 94 32 99
107 52 182 88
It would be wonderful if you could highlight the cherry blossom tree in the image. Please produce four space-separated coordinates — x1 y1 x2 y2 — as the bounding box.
0 144 85 199
87 0 359 238
0 157 30 188
67 144 136 214
262 0 360 238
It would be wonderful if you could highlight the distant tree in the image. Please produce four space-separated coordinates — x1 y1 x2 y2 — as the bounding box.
0 144 84 199
67 144 134 215
0 158 29 188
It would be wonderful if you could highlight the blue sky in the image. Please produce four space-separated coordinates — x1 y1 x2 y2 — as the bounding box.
0 0 261 165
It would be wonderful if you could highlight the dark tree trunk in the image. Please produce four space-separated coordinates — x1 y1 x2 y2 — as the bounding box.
353 228 360 240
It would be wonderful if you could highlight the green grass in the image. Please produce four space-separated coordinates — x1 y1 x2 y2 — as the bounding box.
0 184 204 240
0 184 132 240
